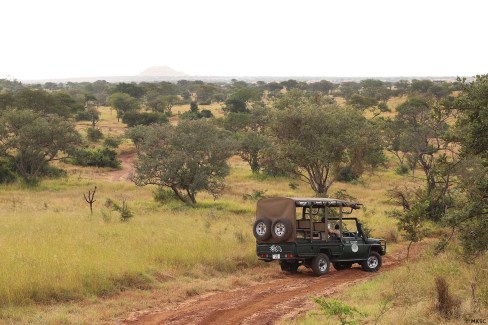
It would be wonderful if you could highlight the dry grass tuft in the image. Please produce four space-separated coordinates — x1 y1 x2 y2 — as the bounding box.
434 276 460 319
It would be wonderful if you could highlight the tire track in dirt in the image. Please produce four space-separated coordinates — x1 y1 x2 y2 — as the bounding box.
122 246 417 325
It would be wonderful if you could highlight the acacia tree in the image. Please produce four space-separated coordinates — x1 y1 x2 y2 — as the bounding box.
0 109 81 183
128 120 235 205
270 97 384 196
389 97 455 221
222 105 271 173
108 92 140 122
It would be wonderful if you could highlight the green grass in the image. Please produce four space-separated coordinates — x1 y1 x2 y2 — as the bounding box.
0 178 259 307
0 161 408 310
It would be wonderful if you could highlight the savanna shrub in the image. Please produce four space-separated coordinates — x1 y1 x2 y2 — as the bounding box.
75 111 94 121
122 112 168 127
103 136 122 148
153 187 178 203
0 159 16 184
336 167 360 182
70 147 120 168
86 127 104 142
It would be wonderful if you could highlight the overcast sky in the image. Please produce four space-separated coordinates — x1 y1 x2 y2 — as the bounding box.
1 0 487 80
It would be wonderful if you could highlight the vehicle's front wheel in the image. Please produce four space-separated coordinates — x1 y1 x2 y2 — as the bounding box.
361 251 382 272
333 262 353 271
311 253 330 276
280 261 299 273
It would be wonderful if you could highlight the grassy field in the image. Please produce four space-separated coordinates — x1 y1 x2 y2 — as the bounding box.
0 157 416 324
0 99 485 324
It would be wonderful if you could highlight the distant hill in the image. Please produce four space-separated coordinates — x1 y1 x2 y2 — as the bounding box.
138 66 188 77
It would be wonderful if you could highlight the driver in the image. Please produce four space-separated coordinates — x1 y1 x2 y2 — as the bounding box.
328 224 341 237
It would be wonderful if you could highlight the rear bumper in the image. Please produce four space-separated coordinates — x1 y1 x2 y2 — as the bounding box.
256 243 297 261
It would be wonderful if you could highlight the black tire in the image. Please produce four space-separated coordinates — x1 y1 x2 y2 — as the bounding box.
361 251 382 272
311 253 330 276
253 218 272 241
333 262 353 271
280 261 300 273
271 219 292 242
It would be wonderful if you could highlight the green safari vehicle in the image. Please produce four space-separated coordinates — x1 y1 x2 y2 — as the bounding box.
253 197 386 275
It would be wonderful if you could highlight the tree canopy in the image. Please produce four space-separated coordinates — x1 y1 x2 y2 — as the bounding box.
0 109 81 183
128 120 235 205
270 95 384 195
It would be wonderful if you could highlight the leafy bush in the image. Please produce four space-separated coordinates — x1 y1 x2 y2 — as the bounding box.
105 198 134 222
0 159 16 184
395 164 409 175
40 165 67 179
86 127 104 142
70 147 120 168
103 136 122 148
336 167 360 182
153 187 178 203
312 297 365 325
180 110 214 120
122 111 167 127
75 111 93 121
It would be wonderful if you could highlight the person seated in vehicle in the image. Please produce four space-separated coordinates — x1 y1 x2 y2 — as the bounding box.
328 224 341 239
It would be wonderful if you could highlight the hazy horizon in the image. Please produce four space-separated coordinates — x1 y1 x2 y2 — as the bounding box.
2 0 487 80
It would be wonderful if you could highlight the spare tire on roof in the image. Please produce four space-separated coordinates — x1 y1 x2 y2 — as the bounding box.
253 218 272 241
271 219 292 242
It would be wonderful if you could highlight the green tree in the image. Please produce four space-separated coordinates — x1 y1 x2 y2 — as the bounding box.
447 75 488 256
389 188 429 259
13 89 82 117
410 79 434 93
0 109 81 184
237 132 272 173
114 82 145 98
221 105 271 173
360 79 391 101
195 84 219 104
223 87 263 113
108 92 140 122
146 95 179 114
338 81 361 100
128 120 235 205
390 97 454 221
308 80 335 94
394 80 410 96
270 95 383 196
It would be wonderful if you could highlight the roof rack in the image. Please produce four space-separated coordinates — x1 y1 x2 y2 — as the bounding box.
286 197 362 209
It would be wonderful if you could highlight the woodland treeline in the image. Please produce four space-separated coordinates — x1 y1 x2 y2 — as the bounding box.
0 76 486 257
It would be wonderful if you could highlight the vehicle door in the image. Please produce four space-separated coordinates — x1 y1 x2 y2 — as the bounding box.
340 220 368 260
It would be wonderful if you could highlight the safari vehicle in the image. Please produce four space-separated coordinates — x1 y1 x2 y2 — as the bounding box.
253 197 386 276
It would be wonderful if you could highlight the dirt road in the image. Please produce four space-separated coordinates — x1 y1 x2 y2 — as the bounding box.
123 248 411 325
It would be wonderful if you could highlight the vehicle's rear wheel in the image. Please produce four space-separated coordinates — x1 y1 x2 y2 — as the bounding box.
361 251 382 272
280 261 299 273
311 253 330 276
253 218 272 241
271 219 292 242
333 262 353 271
